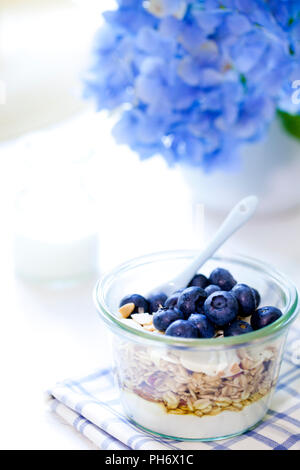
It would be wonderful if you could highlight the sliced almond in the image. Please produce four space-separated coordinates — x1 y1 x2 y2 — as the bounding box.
119 302 135 318
230 362 242 375
131 313 153 325
143 325 156 332
119 318 143 330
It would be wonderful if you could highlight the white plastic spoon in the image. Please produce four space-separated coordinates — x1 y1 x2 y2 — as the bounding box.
150 195 258 297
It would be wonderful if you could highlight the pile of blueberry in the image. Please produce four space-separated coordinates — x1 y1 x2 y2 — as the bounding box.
119 268 283 338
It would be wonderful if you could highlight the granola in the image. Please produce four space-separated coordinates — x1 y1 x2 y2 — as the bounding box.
114 341 278 418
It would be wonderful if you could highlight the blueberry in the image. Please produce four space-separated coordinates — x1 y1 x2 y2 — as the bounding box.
231 283 256 317
177 287 207 318
164 289 184 309
153 308 184 332
209 268 237 291
147 292 167 314
250 306 282 330
252 288 261 308
196 305 205 315
188 313 215 338
165 320 198 338
224 320 253 336
188 274 209 289
204 291 238 327
119 294 149 315
205 284 221 296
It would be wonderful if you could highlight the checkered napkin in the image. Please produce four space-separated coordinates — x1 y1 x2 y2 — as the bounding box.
48 324 300 450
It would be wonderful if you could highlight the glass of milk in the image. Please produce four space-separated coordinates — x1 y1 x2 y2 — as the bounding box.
13 164 99 285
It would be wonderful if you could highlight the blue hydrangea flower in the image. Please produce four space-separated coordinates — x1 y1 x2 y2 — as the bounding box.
85 0 300 170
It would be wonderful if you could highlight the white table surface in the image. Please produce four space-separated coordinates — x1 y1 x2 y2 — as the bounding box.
1 113 300 449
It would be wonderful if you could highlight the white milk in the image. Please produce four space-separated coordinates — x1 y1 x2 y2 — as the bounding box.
14 233 99 283
13 180 99 283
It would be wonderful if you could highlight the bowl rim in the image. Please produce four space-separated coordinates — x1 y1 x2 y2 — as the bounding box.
94 250 299 348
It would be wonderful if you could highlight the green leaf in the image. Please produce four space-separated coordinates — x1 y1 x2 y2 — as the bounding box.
277 110 300 140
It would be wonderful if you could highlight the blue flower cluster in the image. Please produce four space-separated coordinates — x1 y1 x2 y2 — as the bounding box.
85 0 300 170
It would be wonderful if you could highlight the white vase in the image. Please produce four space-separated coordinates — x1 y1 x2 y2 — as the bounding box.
179 119 300 215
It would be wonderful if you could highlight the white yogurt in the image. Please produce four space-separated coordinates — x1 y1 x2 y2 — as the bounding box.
121 390 270 440
179 349 241 377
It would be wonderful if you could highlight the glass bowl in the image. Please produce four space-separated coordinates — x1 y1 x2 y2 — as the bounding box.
94 251 299 441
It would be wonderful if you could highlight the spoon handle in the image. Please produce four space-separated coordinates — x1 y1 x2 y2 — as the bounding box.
159 196 258 296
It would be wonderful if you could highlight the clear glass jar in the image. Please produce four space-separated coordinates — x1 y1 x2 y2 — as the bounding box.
94 251 299 441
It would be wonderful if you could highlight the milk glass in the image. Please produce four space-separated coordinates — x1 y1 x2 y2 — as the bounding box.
14 159 99 284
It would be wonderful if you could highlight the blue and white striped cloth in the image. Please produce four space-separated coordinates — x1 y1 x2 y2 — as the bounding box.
48 323 300 450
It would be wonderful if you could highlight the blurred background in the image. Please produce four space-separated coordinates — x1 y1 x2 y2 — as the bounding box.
0 0 299 449
0 0 97 139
